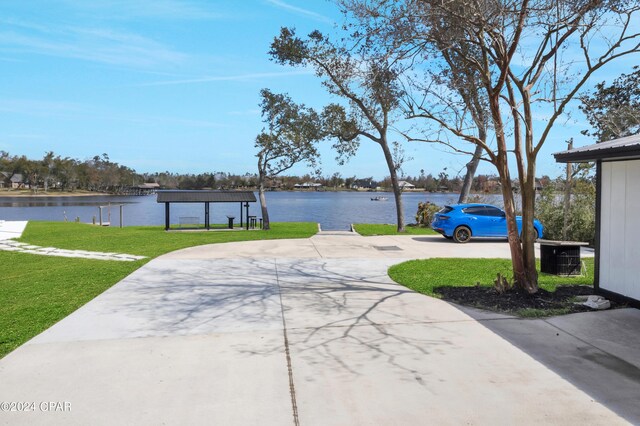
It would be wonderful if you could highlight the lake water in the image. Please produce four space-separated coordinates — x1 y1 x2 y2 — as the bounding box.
0 191 501 230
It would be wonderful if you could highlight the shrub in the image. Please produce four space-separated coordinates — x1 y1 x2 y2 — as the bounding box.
535 181 595 244
416 201 441 226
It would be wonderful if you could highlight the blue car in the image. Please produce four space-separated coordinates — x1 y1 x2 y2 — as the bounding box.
431 203 544 243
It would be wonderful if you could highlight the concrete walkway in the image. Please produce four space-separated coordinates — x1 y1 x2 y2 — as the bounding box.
166 232 595 260
0 221 145 261
0 240 147 261
0 220 27 240
0 234 635 425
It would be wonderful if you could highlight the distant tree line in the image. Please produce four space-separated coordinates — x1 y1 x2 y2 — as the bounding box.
0 152 139 193
264 171 555 194
1 149 545 195
0 151 252 193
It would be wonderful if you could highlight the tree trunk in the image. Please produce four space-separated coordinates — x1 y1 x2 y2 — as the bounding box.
380 140 405 232
519 175 539 294
488 88 538 294
458 144 484 203
496 157 538 293
258 174 271 231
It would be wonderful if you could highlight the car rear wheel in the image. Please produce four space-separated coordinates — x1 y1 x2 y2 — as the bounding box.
453 226 471 243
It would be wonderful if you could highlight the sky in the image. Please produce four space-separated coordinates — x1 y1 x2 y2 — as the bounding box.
1 0 638 180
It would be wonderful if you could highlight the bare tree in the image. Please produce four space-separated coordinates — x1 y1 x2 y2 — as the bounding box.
341 0 640 293
256 89 323 230
270 28 409 232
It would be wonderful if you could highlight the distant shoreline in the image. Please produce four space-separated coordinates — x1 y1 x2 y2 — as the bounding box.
0 191 112 198
0 189 494 198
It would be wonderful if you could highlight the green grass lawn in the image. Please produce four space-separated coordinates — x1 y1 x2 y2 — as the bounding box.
0 221 317 358
353 223 438 236
388 257 594 316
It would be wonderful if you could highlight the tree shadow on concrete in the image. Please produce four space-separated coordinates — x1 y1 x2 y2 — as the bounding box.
264 258 460 383
457 304 640 423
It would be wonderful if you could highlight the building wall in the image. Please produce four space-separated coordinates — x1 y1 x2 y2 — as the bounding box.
600 160 640 301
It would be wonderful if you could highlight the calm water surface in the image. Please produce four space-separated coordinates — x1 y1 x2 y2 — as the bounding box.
0 191 501 230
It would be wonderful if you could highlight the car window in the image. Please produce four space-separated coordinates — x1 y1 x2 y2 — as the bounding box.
484 206 505 217
439 206 453 214
462 206 485 215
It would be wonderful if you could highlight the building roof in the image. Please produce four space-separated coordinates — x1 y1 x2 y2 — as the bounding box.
138 183 160 189
9 174 23 183
156 190 256 203
0 172 20 185
554 134 640 163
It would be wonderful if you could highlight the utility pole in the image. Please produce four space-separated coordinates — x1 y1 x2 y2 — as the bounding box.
562 139 573 240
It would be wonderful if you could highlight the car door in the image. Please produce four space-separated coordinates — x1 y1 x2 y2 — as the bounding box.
484 206 507 236
461 206 492 236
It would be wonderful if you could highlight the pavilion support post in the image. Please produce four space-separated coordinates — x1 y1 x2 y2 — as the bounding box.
245 202 249 230
165 202 170 231
240 203 243 227
205 202 210 230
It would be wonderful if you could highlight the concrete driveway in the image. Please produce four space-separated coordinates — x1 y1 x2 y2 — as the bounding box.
0 233 636 425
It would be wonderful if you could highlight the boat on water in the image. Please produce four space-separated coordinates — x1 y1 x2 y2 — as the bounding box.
371 196 388 201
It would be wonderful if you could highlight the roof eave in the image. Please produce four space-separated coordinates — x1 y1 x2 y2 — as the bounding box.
554 146 640 163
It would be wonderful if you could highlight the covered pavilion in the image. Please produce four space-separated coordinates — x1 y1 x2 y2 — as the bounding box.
156 190 257 231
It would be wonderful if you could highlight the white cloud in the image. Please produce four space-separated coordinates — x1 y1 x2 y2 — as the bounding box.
135 69 314 86
0 98 228 129
264 0 333 24
0 99 85 118
0 20 187 68
59 0 223 20
99 114 229 129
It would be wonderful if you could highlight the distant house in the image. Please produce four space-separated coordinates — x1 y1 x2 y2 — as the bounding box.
137 183 160 190
134 182 160 195
267 179 283 191
11 174 26 189
398 180 416 190
351 179 376 190
1 172 26 189
554 134 640 306
480 179 501 193
294 182 323 190
0 172 9 188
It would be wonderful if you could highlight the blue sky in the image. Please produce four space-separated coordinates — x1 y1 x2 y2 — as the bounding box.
1 1 638 180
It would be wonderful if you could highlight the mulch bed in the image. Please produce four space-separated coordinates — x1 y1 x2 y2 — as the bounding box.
434 284 625 316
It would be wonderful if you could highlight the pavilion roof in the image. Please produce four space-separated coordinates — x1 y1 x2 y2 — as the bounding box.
156 190 256 203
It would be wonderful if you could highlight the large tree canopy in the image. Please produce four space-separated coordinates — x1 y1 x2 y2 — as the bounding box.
340 0 640 293
270 27 410 232
255 88 323 230
580 66 640 142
